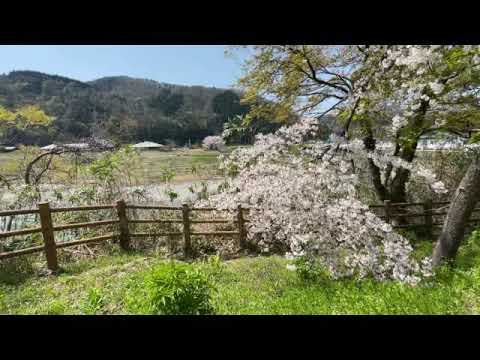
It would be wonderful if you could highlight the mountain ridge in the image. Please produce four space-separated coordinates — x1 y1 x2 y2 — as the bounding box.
0 70 248 146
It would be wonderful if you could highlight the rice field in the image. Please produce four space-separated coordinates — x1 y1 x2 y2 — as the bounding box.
0 147 224 185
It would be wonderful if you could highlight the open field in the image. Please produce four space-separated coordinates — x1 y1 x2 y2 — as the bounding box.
133 148 221 184
0 147 224 185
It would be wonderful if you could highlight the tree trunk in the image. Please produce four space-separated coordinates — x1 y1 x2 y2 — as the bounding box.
363 128 388 201
389 167 411 203
432 154 480 266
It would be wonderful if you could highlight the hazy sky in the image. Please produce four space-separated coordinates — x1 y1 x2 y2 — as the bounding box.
0 45 250 88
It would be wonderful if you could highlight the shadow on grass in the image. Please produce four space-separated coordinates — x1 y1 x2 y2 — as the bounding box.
0 256 37 285
0 248 155 286
57 248 152 277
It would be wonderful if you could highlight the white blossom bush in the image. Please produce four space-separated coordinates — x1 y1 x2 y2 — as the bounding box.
196 117 434 284
202 136 225 151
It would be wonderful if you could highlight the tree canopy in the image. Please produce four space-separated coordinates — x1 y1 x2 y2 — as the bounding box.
233 45 480 202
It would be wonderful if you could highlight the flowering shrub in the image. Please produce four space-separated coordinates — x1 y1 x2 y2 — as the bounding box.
202 136 225 151
197 117 434 284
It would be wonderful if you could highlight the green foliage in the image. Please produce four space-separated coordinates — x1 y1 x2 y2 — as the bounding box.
469 132 480 144
165 189 178 203
293 256 330 283
455 229 480 270
82 287 105 315
0 104 53 130
149 88 184 116
222 114 281 145
158 164 176 183
43 300 67 315
138 261 215 315
4 250 480 314
87 146 139 185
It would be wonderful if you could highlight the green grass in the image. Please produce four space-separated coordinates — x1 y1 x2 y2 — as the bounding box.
2 234 480 314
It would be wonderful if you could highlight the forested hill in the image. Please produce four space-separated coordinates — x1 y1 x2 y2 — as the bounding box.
0 70 258 146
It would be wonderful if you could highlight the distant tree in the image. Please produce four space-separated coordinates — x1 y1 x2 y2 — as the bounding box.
222 114 282 145
0 104 53 186
149 88 184 116
0 105 53 143
212 90 247 118
202 135 225 150
103 115 137 143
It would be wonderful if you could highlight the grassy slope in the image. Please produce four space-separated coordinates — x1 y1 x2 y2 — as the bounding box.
2 237 480 314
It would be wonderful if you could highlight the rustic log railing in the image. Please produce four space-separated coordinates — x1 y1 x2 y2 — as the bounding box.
0 201 249 273
2 198 479 273
368 200 480 233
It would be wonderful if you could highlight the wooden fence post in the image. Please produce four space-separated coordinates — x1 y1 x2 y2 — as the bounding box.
38 202 58 272
116 200 131 251
182 203 192 258
384 200 391 224
423 198 433 239
237 205 247 250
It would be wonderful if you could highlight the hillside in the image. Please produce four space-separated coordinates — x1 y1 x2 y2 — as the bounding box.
0 71 248 146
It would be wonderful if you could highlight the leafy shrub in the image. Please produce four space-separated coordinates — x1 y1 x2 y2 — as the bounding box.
293 256 330 283
142 261 215 315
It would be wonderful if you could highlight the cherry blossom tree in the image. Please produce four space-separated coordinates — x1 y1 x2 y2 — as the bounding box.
202 135 225 151
197 117 436 284
233 45 480 204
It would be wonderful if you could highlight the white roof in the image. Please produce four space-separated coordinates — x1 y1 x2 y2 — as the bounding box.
41 143 90 150
41 144 57 150
65 143 89 149
133 141 164 148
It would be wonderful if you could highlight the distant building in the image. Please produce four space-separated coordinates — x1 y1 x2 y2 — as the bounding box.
417 132 467 150
41 144 57 151
132 141 165 151
0 145 17 152
40 143 90 151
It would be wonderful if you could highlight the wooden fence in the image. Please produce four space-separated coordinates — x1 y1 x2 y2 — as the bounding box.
368 199 480 238
0 200 249 273
2 198 480 273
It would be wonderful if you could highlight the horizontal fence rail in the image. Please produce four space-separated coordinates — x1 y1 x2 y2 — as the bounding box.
0 200 249 272
369 200 480 238
2 198 479 272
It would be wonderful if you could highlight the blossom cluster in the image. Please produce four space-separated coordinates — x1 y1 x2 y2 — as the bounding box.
352 45 480 137
197 117 433 284
202 136 225 151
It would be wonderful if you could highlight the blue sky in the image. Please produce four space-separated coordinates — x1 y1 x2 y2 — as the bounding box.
0 45 250 88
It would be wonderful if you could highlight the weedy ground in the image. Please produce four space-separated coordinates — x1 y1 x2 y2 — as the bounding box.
1 233 480 314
